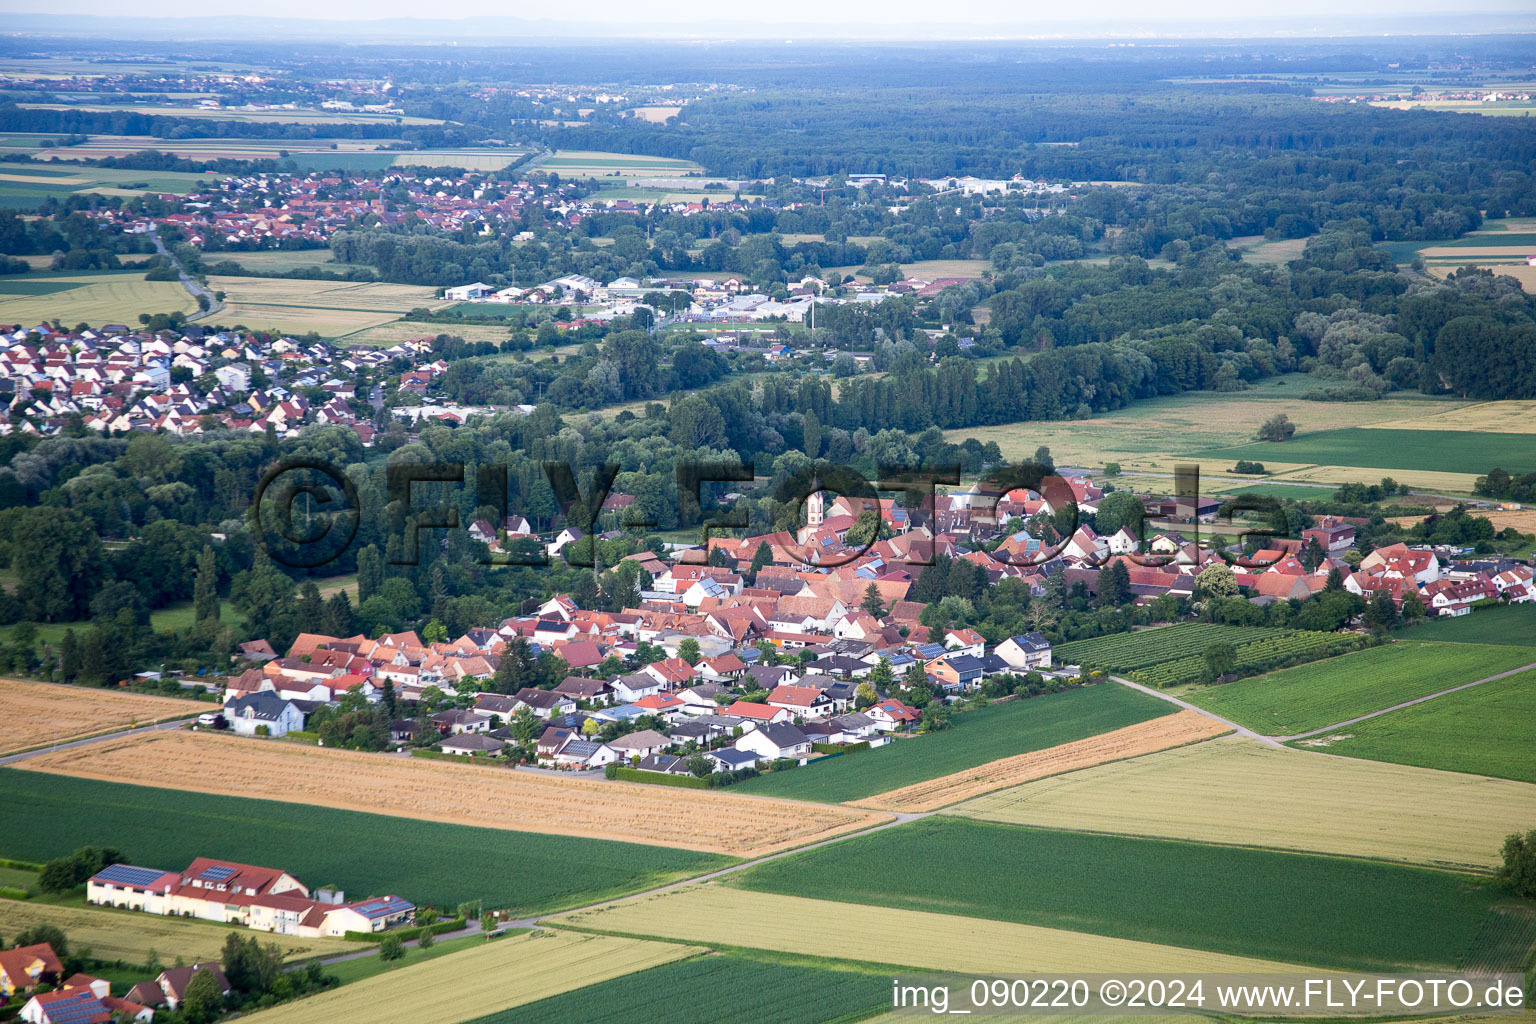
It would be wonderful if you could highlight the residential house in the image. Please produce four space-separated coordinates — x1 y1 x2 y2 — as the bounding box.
734 722 812 761
995 633 1053 670
222 691 305 737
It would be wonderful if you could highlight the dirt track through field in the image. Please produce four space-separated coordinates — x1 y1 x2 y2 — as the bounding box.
849 711 1230 812
15 729 890 858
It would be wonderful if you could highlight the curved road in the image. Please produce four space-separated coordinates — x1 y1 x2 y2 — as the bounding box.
148 224 223 322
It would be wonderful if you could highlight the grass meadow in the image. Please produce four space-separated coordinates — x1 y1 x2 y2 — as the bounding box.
728 683 1173 803
0 269 195 323
1183 641 1536 735
1299 668 1536 783
0 769 732 913
1055 623 1289 672
1401 603 1536 645
728 817 1507 972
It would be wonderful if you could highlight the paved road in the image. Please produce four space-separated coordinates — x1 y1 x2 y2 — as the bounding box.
0 715 199 767
148 225 223 322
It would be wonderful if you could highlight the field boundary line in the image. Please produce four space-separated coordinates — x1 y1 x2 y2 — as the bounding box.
1276 659 1536 741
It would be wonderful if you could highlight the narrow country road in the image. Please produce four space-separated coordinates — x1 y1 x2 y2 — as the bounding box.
1108 675 1280 747
148 224 223 322
0 715 199 767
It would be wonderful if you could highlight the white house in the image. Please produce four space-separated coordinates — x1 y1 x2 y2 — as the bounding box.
734 722 812 761
222 692 305 737
995 633 1053 671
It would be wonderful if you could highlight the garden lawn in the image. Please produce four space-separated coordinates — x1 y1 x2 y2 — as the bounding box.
728 684 1173 804
1184 641 1536 735
728 817 1503 973
0 769 732 913
1298 667 1536 783
463 952 889 1024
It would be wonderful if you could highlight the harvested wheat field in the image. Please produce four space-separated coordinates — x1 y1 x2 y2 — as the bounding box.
0 900 356 965
1364 400 1536 434
948 736 1536 872
17 730 889 857
851 711 1229 813
240 930 701 1024
553 885 1320 976
0 679 200 755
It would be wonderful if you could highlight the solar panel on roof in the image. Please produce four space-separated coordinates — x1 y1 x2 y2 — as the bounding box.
38 992 106 1024
199 865 238 882
94 863 167 887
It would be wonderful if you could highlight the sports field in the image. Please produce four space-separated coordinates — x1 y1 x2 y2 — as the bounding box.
240 931 701 1024
0 767 734 912
728 817 1501 972
0 899 356 965
1183 641 1536 735
852 710 1228 812
0 269 195 323
208 276 446 337
14 729 886 856
1402 603 1536 645
465 952 889 1024
729 683 1174 803
0 678 200 754
1195 428 1536 476
1299 667 1536 783
554 885 1321 975
948 736 1536 871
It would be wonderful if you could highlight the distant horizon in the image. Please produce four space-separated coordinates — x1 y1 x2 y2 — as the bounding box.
3 7 1536 41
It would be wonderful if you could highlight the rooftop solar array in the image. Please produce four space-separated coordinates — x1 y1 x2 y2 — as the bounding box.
352 895 415 918
198 865 238 882
35 991 107 1024
93 863 168 887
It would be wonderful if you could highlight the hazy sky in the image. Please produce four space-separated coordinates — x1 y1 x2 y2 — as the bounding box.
12 0 1531 27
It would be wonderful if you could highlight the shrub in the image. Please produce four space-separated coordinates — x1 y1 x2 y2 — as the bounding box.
378 934 404 961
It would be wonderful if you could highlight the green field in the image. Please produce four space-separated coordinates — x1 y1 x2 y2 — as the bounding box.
1056 623 1293 672
464 952 889 1024
1402 603 1536 645
728 817 1512 973
1302 668 1536 783
0 268 195 324
1185 641 1536 735
0 769 732 913
1195 428 1536 476
728 684 1173 803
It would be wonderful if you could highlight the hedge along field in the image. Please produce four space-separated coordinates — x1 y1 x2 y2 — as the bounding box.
1298 668 1536 784
1184 641 1536 735
0 769 732 913
728 683 1173 804
463 952 890 1024
728 817 1503 973
1193 428 1536 476
1054 624 1288 672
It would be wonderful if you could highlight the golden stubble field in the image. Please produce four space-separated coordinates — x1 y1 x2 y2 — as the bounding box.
851 711 1230 813
0 679 200 755
239 930 702 1024
1363 400 1536 434
947 736 1536 872
553 885 1319 975
16 730 891 857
